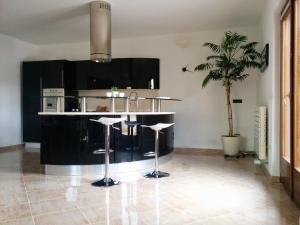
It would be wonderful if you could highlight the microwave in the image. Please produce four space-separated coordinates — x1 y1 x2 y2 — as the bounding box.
43 88 65 112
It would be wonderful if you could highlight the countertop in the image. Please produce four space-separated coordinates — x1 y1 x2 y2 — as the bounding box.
38 112 176 116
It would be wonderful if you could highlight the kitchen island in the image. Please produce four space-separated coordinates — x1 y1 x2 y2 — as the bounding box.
38 111 175 175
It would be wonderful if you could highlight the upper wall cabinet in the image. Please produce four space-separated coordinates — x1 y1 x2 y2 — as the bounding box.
75 58 160 90
23 60 76 90
41 60 76 91
130 58 159 89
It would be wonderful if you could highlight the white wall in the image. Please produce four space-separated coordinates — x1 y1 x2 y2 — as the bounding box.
32 26 261 151
0 34 36 147
258 0 285 176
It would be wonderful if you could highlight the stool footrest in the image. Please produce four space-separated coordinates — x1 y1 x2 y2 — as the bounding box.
92 178 120 187
93 149 114 154
145 171 170 178
144 152 156 157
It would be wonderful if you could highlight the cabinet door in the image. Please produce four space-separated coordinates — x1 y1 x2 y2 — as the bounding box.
88 61 116 89
63 61 76 92
131 58 160 89
82 116 115 164
111 59 130 88
41 116 82 165
22 62 42 113
41 61 64 89
75 60 90 90
22 62 42 142
84 118 106 164
23 114 41 142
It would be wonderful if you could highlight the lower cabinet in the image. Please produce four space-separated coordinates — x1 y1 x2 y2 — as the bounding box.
41 116 82 165
40 114 174 165
23 114 41 143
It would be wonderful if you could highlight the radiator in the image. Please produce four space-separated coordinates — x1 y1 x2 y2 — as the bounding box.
254 106 267 160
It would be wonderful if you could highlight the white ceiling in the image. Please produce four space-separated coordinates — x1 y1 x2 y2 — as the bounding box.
0 0 266 45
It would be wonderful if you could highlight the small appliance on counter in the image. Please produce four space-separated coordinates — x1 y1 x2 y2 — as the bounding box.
96 105 108 112
43 88 65 112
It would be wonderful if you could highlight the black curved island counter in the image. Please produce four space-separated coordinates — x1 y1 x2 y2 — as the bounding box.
38 112 175 175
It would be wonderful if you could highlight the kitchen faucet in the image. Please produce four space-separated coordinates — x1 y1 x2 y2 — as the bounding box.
129 91 139 111
129 91 138 100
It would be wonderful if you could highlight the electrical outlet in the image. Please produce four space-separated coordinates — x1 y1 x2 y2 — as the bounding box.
233 99 242 103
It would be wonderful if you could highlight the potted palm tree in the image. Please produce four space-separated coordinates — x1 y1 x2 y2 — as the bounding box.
194 31 261 156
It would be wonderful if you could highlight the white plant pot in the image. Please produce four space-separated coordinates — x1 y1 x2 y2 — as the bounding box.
222 135 240 156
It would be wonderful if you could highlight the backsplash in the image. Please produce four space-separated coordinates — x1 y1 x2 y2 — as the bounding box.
79 89 159 112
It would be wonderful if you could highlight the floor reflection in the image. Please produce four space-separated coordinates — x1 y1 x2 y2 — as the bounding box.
0 149 299 225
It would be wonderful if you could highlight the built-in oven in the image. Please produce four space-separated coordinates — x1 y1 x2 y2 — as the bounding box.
43 88 65 112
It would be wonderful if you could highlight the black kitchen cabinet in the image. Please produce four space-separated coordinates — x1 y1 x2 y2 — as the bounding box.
22 60 76 143
74 60 90 90
40 114 174 165
75 60 121 89
40 60 76 90
88 61 117 89
41 61 64 88
23 114 41 143
40 116 83 165
74 58 159 90
112 59 131 88
22 58 160 143
130 58 160 89
22 61 42 143
22 62 42 113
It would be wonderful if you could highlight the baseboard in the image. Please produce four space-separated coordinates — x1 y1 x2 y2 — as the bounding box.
0 144 24 153
261 164 280 183
174 148 224 155
25 142 40 149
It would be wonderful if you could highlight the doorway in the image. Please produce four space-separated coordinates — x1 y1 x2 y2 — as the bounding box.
280 1 293 195
280 0 300 207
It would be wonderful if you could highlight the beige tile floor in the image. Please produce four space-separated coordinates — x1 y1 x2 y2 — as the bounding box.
0 149 299 225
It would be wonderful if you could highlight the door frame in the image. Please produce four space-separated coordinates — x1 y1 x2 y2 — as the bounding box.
280 0 295 196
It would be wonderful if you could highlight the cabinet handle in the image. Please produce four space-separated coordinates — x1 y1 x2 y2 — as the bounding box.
40 77 43 111
81 135 88 142
61 70 64 88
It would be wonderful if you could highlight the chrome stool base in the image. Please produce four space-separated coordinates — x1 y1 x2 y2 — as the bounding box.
144 152 155 157
145 171 170 178
92 178 120 187
90 117 126 188
93 149 114 154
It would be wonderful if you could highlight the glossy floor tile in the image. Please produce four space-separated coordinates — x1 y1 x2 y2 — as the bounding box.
0 149 299 225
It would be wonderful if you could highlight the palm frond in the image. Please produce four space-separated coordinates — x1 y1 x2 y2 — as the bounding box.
221 31 247 53
202 70 223 88
237 74 249 81
194 63 213 71
206 55 227 61
203 43 221 53
241 42 258 50
240 60 261 69
202 74 213 88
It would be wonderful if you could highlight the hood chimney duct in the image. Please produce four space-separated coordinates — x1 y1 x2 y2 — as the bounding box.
90 1 111 63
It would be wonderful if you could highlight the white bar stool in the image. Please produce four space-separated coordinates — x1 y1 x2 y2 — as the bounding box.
142 123 175 178
90 117 126 187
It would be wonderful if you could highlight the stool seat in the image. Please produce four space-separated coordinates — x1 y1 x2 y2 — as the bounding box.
142 123 174 131
90 117 126 126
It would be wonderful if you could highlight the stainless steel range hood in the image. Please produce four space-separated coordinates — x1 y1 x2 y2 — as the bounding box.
90 1 111 63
